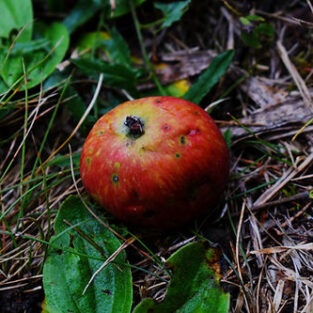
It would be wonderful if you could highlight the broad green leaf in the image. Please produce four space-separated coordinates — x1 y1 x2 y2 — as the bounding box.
77 29 132 67
241 31 261 49
241 23 274 48
63 0 146 33
133 242 229 313
183 50 234 104
102 28 132 67
154 0 191 29
76 31 110 54
255 23 274 37
72 58 139 95
43 195 132 313
63 0 102 34
0 0 33 43
3 39 50 55
0 77 9 96
0 22 69 91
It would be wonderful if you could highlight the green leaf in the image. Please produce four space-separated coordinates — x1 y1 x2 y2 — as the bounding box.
223 129 232 148
47 151 81 169
43 195 132 313
63 0 146 33
241 31 261 49
76 31 110 54
0 0 33 43
154 0 191 29
165 80 190 98
72 58 139 94
2 39 50 55
247 15 264 22
240 15 264 24
183 50 234 104
63 0 102 34
0 77 9 96
0 22 69 91
133 242 229 313
241 23 274 49
111 0 146 18
239 17 251 26
102 28 132 67
255 23 274 37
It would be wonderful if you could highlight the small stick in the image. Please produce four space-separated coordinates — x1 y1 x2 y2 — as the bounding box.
83 237 135 295
251 191 312 212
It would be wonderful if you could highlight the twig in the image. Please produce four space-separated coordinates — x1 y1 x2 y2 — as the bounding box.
82 237 135 295
253 152 313 207
276 40 312 111
251 191 312 212
62 219 109 258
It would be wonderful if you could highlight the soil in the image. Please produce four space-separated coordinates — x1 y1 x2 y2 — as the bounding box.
0 288 44 313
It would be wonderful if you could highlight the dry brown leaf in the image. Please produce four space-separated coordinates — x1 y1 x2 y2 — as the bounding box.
138 49 217 90
223 75 313 139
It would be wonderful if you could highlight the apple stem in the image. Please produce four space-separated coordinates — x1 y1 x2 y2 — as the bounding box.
124 116 144 138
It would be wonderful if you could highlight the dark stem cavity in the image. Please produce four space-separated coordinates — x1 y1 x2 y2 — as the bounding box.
124 116 144 138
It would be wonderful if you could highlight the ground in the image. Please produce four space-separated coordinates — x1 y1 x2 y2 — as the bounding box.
1 0 313 312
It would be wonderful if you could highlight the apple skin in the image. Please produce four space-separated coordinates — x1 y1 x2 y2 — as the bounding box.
80 96 229 229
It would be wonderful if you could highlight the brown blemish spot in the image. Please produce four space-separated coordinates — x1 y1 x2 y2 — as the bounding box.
155 98 162 104
102 289 112 296
179 136 186 145
69 235 75 248
194 111 199 116
97 130 104 136
111 173 119 185
175 153 181 159
86 157 91 165
205 248 223 279
162 123 170 131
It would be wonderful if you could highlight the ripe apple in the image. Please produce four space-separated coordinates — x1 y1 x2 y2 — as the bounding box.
80 96 229 229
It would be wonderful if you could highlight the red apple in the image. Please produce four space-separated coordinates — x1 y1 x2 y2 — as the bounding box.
80 96 229 229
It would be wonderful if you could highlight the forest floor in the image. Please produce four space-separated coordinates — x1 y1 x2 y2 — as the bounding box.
1 1 313 312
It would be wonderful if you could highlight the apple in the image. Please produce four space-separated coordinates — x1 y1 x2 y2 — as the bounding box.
80 96 229 229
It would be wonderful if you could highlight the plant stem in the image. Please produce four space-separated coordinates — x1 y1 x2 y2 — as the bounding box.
128 0 167 96
16 59 29 231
